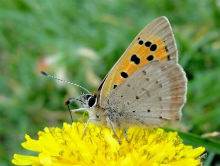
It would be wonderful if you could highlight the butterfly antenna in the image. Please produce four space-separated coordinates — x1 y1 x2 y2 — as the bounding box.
40 71 91 94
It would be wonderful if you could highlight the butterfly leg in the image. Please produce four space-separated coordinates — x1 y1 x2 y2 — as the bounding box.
123 129 130 143
82 118 97 139
106 117 121 144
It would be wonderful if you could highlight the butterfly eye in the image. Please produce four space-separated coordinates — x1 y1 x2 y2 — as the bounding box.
88 95 97 107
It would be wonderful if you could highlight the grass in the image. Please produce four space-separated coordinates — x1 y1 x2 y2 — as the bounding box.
0 0 220 165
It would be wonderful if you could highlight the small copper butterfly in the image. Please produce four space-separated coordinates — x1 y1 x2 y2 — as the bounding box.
42 16 187 143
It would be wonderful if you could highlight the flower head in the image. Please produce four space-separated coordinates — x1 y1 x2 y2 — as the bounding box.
13 122 205 166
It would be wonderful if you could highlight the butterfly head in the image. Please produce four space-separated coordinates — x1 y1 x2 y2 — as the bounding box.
81 93 98 109
65 92 102 124
65 92 98 109
71 92 105 125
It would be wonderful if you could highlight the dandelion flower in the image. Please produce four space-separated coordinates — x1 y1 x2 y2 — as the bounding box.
12 122 205 166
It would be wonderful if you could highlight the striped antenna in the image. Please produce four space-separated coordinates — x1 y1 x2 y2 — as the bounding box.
40 71 91 94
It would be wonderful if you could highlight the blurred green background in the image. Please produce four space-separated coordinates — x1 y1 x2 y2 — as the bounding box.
1 0 220 165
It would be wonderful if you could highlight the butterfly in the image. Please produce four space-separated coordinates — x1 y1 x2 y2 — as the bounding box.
41 16 187 144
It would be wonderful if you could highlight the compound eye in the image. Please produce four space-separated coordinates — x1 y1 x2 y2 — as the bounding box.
88 95 97 107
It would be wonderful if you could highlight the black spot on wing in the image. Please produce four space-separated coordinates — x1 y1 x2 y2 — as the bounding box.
150 44 157 51
130 54 140 65
121 72 128 78
145 41 152 47
113 84 117 89
147 55 154 61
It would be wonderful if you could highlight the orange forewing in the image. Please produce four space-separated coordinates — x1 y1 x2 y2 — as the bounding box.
100 17 178 102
